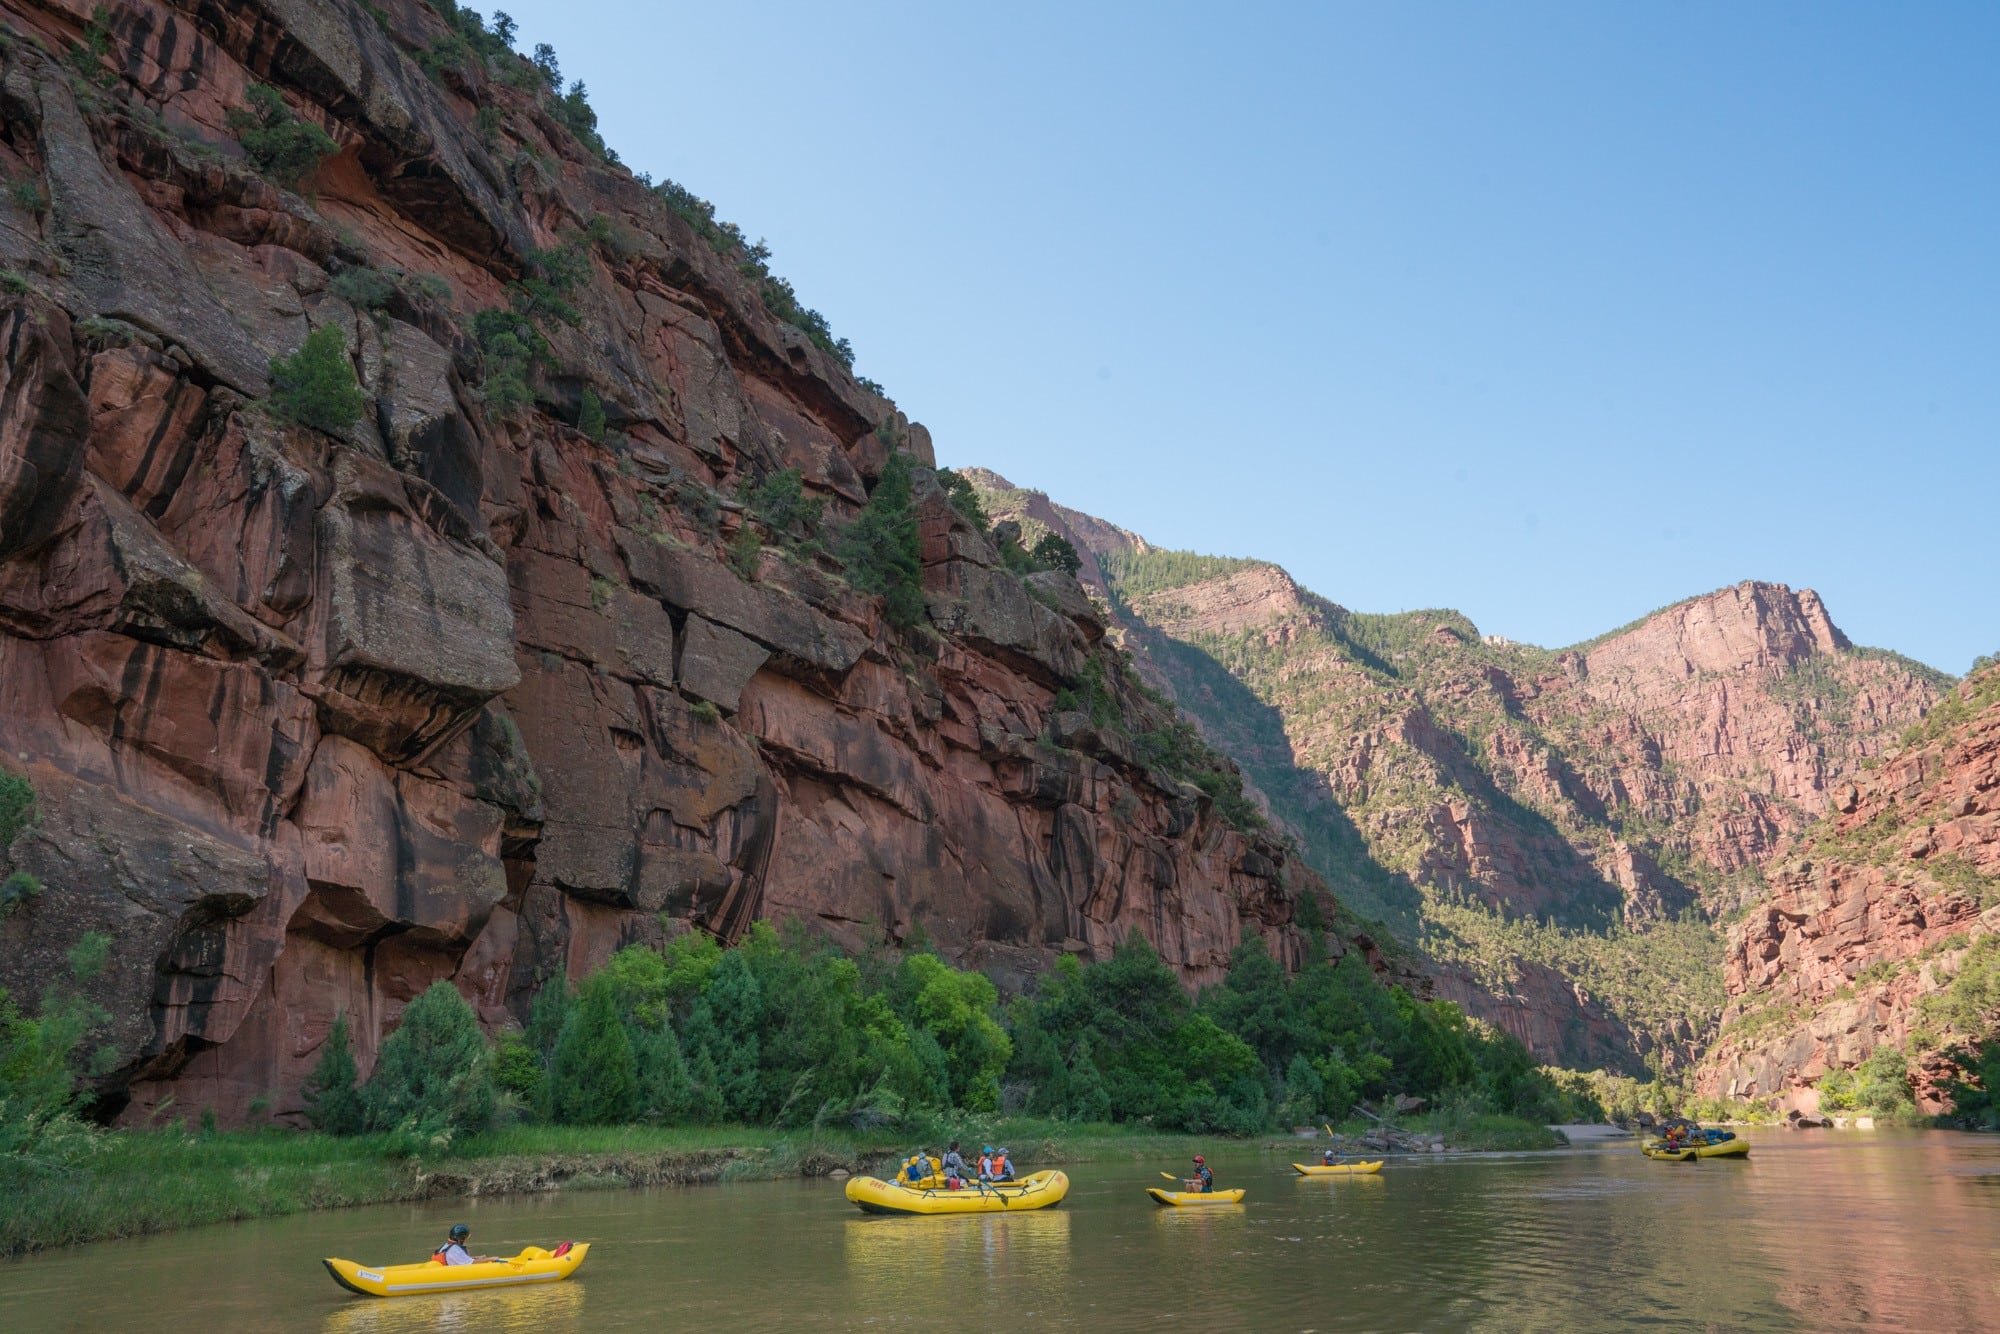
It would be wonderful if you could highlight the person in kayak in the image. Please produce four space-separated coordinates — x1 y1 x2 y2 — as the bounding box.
1187 1155 1214 1193
435 1224 499 1265
1321 1147 1340 1166
941 1141 970 1189
994 1148 1014 1182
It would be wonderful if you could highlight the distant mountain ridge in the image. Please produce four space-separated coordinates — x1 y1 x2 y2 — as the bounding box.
967 471 1949 1073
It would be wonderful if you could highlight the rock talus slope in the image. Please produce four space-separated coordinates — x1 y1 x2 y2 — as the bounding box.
0 0 1326 1124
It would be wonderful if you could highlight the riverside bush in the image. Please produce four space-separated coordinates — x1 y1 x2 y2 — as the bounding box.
1817 1044 1918 1116
361 982 494 1138
301 1013 363 1135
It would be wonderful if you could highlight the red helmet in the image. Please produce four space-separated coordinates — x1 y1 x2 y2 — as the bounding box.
1193 1155 1205 1164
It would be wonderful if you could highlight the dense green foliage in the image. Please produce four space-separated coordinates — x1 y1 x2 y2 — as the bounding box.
0 932 112 1168
1816 1045 1917 1116
281 920 1579 1146
300 1013 364 1136
226 85 336 188
510 926 1009 1130
360 982 495 1139
0 988 95 1163
1008 934 1595 1132
839 454 924 628
268 326 366 433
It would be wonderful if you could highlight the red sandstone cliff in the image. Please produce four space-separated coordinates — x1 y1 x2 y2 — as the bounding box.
0 0 1327 1125
1697 668 2000 1110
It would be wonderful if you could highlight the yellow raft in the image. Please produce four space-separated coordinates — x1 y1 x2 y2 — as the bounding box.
1291 1160 1384 1176
1643 1137 1749 1161
1147 1187 1247 1206
323 1244 588 1298
845 1169 1069 1215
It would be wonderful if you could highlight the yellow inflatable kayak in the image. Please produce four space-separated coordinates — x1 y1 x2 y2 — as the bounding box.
1292 1161 1384 1176
845 1169 1069 1215
1147 1187 1247 1206
323 1244 587 1298
1643 1138 1748 1161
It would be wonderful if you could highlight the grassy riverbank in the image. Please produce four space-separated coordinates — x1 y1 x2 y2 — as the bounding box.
0 1112 1564 1257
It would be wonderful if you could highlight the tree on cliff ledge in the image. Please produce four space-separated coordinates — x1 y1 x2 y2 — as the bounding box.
840 453 923 627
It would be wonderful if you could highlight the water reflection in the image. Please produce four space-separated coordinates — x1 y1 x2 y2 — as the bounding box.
843 1209 1072 1285
322 1280 585 1334
842 1209 1073 1327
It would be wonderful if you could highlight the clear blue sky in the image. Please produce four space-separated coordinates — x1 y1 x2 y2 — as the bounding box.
498 1 1995 673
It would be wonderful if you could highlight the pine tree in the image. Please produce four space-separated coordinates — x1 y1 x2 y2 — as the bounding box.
546 977 640 1124
682 954 763 1121
301 1012 364 1135
838 452 923 628
361 981 495 1136
631 1023 696 1122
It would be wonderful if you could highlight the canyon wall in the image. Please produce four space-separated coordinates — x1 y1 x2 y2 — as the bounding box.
0 0 1324 1125
1697 668 2000 1110
970 471 1949 1071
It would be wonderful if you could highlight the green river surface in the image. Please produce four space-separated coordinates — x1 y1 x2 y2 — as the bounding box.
5 1129 2000 1332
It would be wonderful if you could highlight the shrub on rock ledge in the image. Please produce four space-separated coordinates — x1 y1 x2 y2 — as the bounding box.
269 325 365 434
227 85 336 188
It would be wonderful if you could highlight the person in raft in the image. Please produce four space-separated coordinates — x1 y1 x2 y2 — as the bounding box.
1321 1147 1340 1166
941 1141 971 1189
435 1223 499 1265
993 1147 1015 1182
1187 1155 1214 1193
978 1146 997 1183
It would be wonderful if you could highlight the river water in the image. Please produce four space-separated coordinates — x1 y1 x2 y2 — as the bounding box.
5 1130 2000 1332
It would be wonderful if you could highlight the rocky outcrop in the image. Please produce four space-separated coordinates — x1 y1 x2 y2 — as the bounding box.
0 0 1326 1126
1697 668 2000 1110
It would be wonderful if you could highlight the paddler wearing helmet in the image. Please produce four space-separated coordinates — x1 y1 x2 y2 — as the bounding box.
434 1223 500 1265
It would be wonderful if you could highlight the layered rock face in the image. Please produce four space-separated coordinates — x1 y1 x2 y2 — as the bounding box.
1697 669 2000 1110
0 0 1323 1124
970 473 1948 1070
